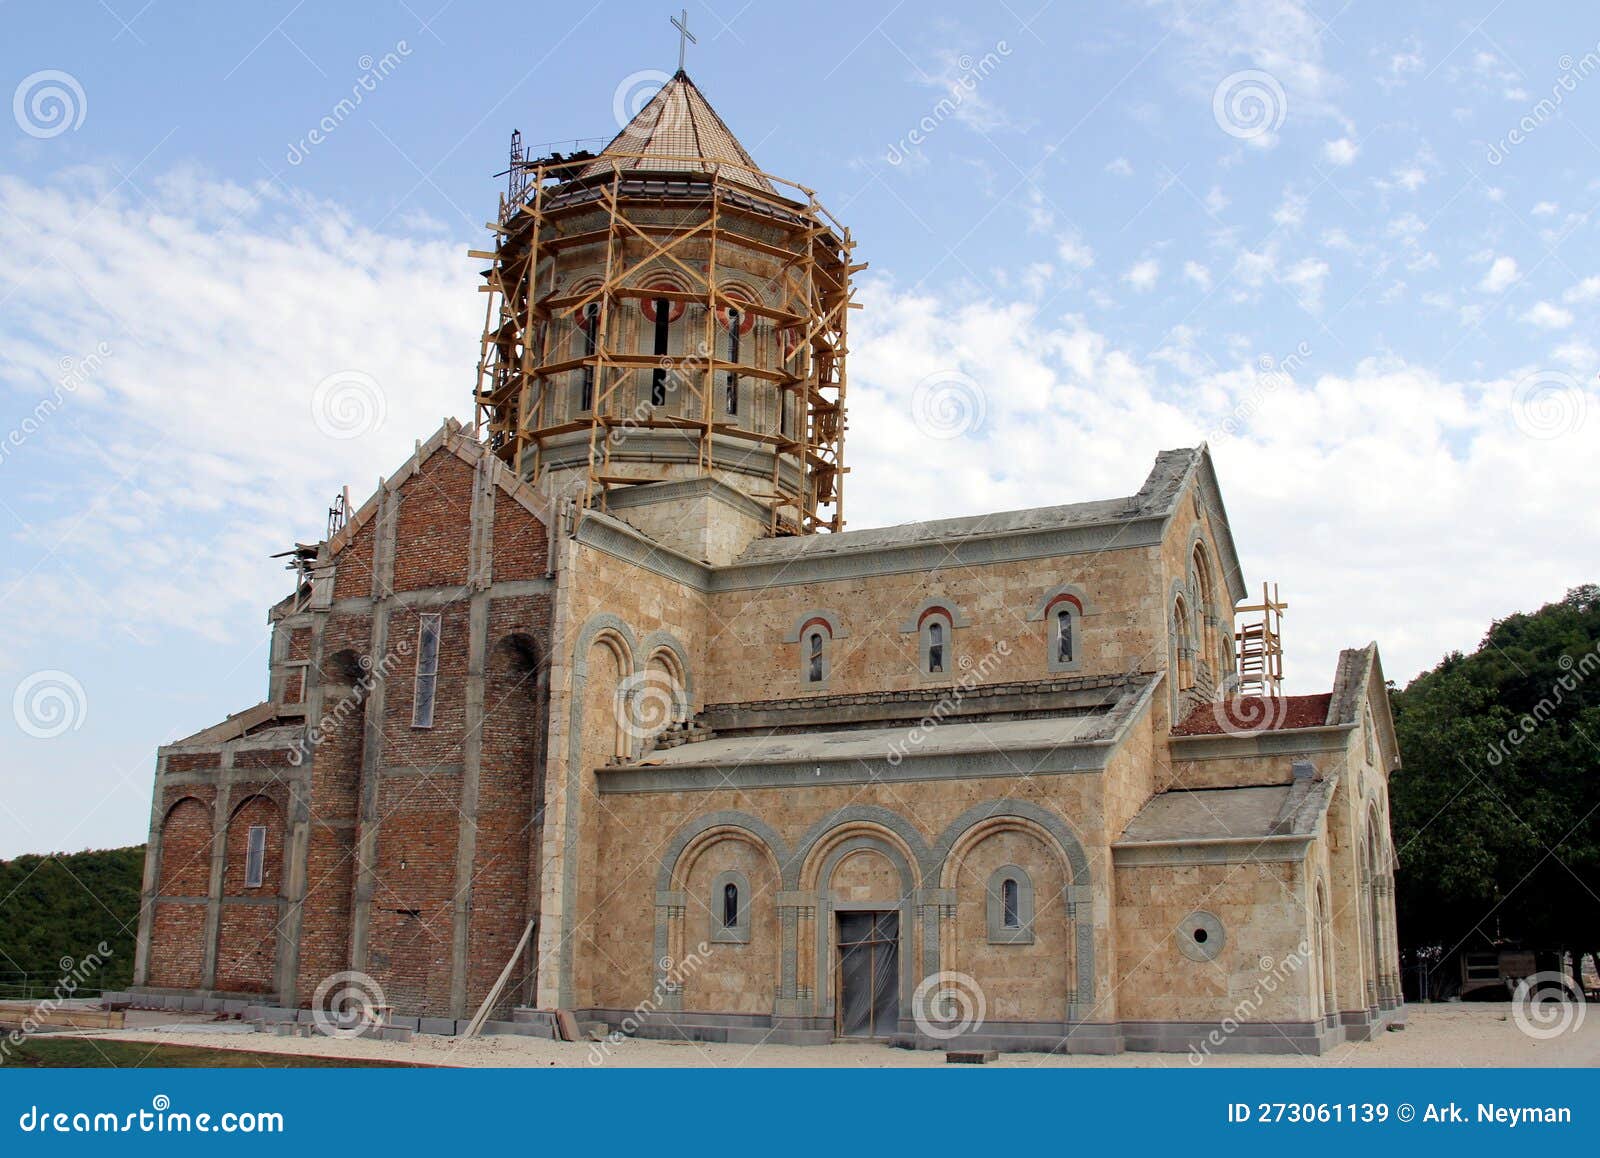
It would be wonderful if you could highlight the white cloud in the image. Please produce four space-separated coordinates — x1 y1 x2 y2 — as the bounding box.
1124 258 1161 292
1283 257 1330 310
1321 137 1360 165
1563 276 1600 303
1521 301 1574 330
1183 260 1213 291
1532 201 1559 217
1056 228 1096 270
1478 255 1519 293
1273 190 1308 228
1204 185 1230 215
1105 157 1134 177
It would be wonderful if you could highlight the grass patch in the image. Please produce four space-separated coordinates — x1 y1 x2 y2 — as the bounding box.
4 1036 419 1068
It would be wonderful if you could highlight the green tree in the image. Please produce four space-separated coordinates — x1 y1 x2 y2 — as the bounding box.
1391 585 1600 993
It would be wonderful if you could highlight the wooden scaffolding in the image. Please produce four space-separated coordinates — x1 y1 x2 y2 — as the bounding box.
470 147 859 536
1234 582 1287 697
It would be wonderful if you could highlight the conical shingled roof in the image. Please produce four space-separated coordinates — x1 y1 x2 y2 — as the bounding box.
581 70 774 193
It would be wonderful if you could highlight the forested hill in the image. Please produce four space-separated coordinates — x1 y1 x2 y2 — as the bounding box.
0 846 143 998
1391 585 1600 964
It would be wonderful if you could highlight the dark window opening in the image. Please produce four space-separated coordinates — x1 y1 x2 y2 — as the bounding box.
1002 878 1020 928
1193 927 1208 944
650 296 671 407
722 882 739 929
412 614 441 728
808 632 824 683
725 308 741 415
579 303 599 411
1056 608 1074 663
927 622 944 673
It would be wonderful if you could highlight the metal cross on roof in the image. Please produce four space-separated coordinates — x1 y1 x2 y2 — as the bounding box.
671 7 696 72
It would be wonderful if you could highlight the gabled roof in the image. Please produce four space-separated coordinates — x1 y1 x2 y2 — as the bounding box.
579 70 774 193
322 419 552 563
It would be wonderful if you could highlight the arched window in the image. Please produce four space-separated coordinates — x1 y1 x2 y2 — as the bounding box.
1037 590 1084 673
642 288 684 407
986 865 1034 944
710 870 750 944
578 302 599 412
927 622 944 674
789 612 843 685
725 307 742 415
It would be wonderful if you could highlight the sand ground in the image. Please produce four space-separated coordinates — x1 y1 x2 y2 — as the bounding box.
62 1002 1600 1068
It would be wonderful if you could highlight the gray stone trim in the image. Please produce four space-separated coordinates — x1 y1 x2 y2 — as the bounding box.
1166 724 1356 762
571 509 714 590
1028 582 1094 621
655 811 790 891
708 870 751 944
929 798 1095 1014
897 598 971 633
790 804 934 889
1176 910 1225 961
638 628 695 707
811 834 918 1021
715 516 1169 593
986 864 1035 944
556 612 642 1009
598 740 1117 795
328 578 551 615
782 609 849 643
1112 834 1315 866
601 475 771 526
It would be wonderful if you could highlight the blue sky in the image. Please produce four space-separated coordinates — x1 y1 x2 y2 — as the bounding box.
2 0 1596 857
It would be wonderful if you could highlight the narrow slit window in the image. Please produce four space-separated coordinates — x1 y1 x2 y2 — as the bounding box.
725 308 741 415
245 825 267 889
413 613 441 728
1002 877 1020 928
927 622 944 673
722 882 739 929
1056 608 1074 664
650 296 671 407
579 302 599 411
808 632 825 683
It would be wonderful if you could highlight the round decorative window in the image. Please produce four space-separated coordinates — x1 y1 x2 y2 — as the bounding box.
1176 910 1225 961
